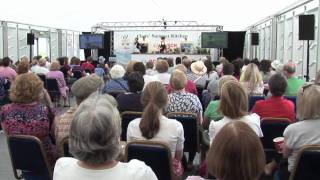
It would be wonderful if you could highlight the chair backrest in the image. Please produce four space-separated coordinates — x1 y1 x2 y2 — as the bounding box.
125 141 174 180
290 145 320 180
37 74 47 89
201 90 211 110
121 111 143 141
73 71 82 79
46 78 61 100
196 85 204 104
107 90 126 99
284 96 297 113
260 118 291 150
167 112 199 153
248 95 265 111
7 135 52 179
59 136 72 157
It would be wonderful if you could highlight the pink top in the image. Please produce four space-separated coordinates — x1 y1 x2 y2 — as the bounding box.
0 66 17 81
47 70 68 97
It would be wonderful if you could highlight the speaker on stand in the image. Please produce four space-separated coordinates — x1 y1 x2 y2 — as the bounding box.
251 33 259 59
299 14 315 82
27 33 35 62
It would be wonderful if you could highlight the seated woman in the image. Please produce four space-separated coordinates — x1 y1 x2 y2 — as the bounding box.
154 60 171 85
53 94 157 180
127 81 184 179
1 73 57 177
204 75 238 128
47 61 69 105
209 81 263 143
116 72 144 113
279 84 320 180
70 57 85 78
252 73 295 122
240 63 264 95
188 61 208 87
102 64 129 94
207 121 265 180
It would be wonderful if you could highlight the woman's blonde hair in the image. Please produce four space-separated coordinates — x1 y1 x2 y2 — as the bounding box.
297 85 320 120
207 121 265 180
170 70 187 90
218 81 248 119
16 59 30 75
9 73 43 103
243 63 262 94
50 61 61 71
218 75 238 95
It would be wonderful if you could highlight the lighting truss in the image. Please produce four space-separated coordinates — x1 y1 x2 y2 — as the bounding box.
92 20 223 32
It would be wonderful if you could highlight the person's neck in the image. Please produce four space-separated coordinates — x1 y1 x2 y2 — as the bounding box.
174 88 185 92
78 160 118 170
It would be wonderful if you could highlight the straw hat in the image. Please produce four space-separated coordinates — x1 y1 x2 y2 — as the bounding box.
191 61 207 75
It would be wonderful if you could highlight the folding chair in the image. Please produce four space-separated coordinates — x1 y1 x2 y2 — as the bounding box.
7 135 52 180
248 95 265 111
37 74 47 89
284 96 297 113
46 78 70 107
59 136 72 157
72 70 83 80
121 111 143 141
290 145 320 180
125 141 174 180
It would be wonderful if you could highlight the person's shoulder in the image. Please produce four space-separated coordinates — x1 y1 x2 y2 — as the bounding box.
164 116 183 128
128 118 141 127
245 113 261 123
55 157 77 169
122 160 157 179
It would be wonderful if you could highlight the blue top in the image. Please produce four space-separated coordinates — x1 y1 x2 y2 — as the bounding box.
102 78 129 94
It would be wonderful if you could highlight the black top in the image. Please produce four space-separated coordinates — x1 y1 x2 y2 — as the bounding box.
116 92 144 113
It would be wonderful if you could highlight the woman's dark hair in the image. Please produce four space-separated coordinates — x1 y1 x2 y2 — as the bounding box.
2 57 11 67
223 62 235 75
146 61 154 69
175 57 182 65
244 58 250 65
57 57 68 66
268 74 287 97
204 59 214 76
251 58 260 67
232 59 243 77
167 58 174 67
133 62 146 75
140 81 168 139
259 59 271 74
128 72 144 93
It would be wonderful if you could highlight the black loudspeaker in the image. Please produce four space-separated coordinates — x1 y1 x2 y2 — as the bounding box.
299 15 315 40
98 31 114 61
27 33 34 45
251 33 259 45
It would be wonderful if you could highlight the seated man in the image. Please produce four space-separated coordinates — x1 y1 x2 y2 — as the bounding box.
252 73 295 122
283 62 305 96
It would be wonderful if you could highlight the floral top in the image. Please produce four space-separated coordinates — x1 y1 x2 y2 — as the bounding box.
0 102 57 166
166 91 202 116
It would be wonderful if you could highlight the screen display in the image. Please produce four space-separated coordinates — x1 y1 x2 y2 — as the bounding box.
201 32 228 48
79 34 104 49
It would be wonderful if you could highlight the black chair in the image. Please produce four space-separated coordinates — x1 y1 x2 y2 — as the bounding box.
260 118 291 161
290 145 320 180
125 141 174 180
285 96 297 113
167 112 200 155
120 111 143 141
59 136 72 157
107 90 126 99
7 135 52 180
196 85 204 105
72 70 83 80
201 90 211 110
46 78 70 107
248 95 265 111
37 74 47 89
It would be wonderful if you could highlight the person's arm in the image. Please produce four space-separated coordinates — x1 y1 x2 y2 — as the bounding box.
203 116 210 130
175 123 184 160
197 112 203 125
282 138 292 158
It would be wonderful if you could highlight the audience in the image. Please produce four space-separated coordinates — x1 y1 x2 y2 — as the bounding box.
241 58 250 72
127 81 184 178
32 58 49 75
240 63 264 95
154 60 171 85
116 72 144 112
81 56 95 74
58 57 70 78
232 59 243 80
0 74 57 174
209 81 263 143
216 57 229 76
166 64 198 95
133 62 156 87
53 94 157 180
279 84 320 180
94 63 106 80
145 61 156 76
47 61 69 105
167 58 174 73
124 60 137 79
16 58 30 74
182 56 192 74
259 59 273 84
187 61 208 87
283 62 305 96
71 57 85 78
207 121 265 180
175 57 182 65
252 74 295 122
55 74 103 146
102 64 128 93
221 62 234 76
0 57 17 81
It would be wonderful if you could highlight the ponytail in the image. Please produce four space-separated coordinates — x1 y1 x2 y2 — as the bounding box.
139 102 160 139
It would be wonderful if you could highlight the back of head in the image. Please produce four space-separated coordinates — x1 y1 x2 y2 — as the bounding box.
71 74 104 105
146 61 154 69
50 61 61 71
174 64 187 74
297 85 320 120
259 59 271 74
219 57 229 65
218 81 248 119
218 75 238 95
156 60 169 73
2 57 11 67
17 59 30 75
128 71 144 93
126 60 138 73
232 59 244 77
133 62 146 75
244 58 250 65
268 74 287 97
251 58 260 67
207 121 265 180
222 62 235 75
175 57 182 65
170 70 187 90
204 59 213 73
110 64 125 79
182 57 192 69
69 94 121 165
140 81 168 139
167 58 174 67
39 58 47 67
243 63 262 92
283 62 296 76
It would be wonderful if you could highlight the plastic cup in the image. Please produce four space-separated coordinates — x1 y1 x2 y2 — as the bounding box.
273 137 284 153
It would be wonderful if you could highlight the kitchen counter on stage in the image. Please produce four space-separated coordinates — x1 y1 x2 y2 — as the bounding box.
131 53 210 62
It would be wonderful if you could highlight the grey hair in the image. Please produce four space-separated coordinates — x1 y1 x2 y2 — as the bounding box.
69 93 121 164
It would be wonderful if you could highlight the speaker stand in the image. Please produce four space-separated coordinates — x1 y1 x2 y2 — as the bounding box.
29 44 33 63
305 40 310 82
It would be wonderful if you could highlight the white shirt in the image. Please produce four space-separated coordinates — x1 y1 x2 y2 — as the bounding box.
127 115 184 158
209 113 263 143
154 72 171 85
31 65 49 75
53 158 157 180
143 74 158 88
284 120 320 172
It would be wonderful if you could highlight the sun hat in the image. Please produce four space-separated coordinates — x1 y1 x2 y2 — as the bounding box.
191 61 207 75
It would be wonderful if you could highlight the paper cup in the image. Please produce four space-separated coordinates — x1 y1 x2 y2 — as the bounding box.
273 137 284 153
